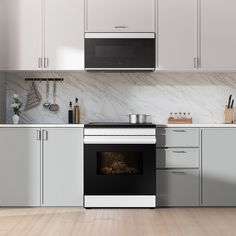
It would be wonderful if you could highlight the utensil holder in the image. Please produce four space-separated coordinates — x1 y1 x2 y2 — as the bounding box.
224 107 234 124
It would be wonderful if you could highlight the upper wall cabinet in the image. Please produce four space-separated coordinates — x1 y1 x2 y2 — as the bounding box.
157 0 198 70
200 0 236 70
44 0 84 70
0 0 84 71
85 0 155 32
0 0 42 71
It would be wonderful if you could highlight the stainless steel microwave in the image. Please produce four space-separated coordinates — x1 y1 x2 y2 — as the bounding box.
85 33 156 71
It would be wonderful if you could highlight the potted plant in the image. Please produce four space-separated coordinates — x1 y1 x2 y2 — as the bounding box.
11 94 23 124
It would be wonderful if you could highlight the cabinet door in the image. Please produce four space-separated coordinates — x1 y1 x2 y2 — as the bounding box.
86 0 155 32
158 0 198 70
157 169 199 207
202 129 236 206
43 128 83 206
201 0 236 70
44 0 84 70
0 0 42 70
0 128 41 206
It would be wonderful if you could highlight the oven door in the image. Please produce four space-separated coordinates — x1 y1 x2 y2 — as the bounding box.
85 33 156 70
84 144 156 195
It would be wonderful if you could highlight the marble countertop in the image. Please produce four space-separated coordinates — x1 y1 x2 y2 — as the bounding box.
156 124 236 128
0 124 84 128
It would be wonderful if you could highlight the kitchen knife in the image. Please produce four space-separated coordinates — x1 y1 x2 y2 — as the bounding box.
228 94 232 108
231 99 234 108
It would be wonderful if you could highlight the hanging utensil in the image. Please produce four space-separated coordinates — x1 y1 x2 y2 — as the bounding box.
43 80 51 108
25 82 42 110
49 80 59 112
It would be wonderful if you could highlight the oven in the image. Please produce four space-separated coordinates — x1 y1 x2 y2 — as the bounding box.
85 33 156 71
84 126 156 208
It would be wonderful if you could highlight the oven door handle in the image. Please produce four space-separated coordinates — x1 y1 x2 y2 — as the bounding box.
84 136 156 144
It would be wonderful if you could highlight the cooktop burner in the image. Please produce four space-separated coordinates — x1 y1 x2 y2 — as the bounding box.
85 122 156 128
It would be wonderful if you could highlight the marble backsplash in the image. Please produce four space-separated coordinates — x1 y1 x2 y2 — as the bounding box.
5 71 236 124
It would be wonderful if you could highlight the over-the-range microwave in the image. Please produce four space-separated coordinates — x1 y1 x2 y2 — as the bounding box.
85 33 156 71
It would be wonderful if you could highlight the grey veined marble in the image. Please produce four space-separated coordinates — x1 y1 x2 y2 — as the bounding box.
5 71 236 124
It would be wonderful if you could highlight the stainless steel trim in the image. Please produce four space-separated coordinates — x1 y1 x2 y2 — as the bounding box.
85 68 155 71
84 195 156 208
84 136 156 144
84 128 156 136
38 58 42 68
37 130 41 140
85 33 155 39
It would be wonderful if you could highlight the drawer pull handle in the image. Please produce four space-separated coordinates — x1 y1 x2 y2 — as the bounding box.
173 151 187 154
115 26 128 29
172 171 186 175
173 130 187 133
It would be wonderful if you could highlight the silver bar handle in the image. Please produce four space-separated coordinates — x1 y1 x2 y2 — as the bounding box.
194 57 198 69
38 58 42 69
44 57 49 68
36 130 41 140
172 171 186 175
114 26 128 29
173 151 187 154
172 130 187 133
42 130 48 141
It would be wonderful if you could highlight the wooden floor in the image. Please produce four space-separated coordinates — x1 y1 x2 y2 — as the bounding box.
0 208 236 236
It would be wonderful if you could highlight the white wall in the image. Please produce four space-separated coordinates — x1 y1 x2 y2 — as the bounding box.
5 72 236 124
0 72 6 123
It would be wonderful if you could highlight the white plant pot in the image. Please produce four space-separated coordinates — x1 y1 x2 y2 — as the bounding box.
12 114 20 124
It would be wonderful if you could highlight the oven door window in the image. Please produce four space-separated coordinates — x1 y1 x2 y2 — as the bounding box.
97 151 143 175
84 144 156 195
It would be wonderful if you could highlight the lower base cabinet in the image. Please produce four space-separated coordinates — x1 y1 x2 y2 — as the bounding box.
0 127 83 207
202 129 236 206
0 128 41 207
157 169 200 207
43 128 83 206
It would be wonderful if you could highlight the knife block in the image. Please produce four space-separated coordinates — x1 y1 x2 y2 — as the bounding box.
224 107 234 124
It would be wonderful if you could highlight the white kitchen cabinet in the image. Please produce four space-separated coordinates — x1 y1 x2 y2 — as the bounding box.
157 0 198 70
200 0 236 70
0 128 41 206
202 129 236 206
44 0 84 70
0 0 42 70
0 0 84 71
42 128 83 206
85 0 155 32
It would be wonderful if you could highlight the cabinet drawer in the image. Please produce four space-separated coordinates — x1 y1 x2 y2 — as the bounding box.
156 169 200 207
156 148 199 168
157 128 199 147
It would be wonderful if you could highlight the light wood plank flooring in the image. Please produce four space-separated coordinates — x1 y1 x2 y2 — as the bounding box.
0 208 236 236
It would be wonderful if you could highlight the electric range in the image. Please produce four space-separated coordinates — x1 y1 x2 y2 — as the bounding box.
84 122 156 208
